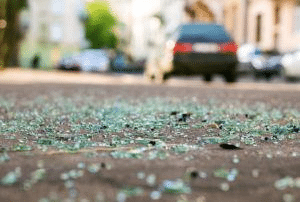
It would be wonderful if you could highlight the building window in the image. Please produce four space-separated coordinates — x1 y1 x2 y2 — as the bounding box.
51 0 65 15
294 0 300 32
256 14 262 43
50 22 63 42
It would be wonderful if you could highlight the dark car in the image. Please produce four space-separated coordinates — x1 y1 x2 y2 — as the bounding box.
56 50 110 72
111 52 145 73
145 23 238 83
56 55 81 71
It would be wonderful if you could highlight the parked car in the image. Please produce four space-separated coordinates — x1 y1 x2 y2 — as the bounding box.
236 44 262 74
79 49 110 72
56 55 81 71
281 49 300 81
250 51 283 80
56 49 110 72
145 23 238 83
110 52 145 73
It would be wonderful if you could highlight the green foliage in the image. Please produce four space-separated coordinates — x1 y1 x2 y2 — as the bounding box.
5 0 27 20
85 0 118 49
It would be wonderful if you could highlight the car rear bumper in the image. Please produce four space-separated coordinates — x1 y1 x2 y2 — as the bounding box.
172 53 237 75
252 65 282 75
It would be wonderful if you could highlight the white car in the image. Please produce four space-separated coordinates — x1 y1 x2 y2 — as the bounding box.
78 49 110 72
236 44 262 74
281 49 300 81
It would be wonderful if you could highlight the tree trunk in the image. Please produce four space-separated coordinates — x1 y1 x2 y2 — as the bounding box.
0 0 26 69
0 0 7 69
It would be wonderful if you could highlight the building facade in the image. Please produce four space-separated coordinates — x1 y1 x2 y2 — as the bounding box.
224 0 300 53
20 0 227 67
20 0 87 68
107 0 225 60
184 0 225 23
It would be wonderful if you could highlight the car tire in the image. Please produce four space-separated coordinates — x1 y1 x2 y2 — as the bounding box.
71 66 80 71
285 76 298 82
254 72 260 80
204 74 212 82
163 72 172 81
224 71 237 83
265 73 272 81
58 65 66 70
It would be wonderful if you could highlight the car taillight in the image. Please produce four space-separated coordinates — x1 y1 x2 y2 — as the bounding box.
173 43 193 54
218 42 238 54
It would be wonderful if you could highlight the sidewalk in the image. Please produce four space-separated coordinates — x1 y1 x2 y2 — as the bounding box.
0 68 145 85
1 68 300 92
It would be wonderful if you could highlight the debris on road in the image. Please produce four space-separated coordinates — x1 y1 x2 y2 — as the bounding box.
0 84 299 201
219 143 242 150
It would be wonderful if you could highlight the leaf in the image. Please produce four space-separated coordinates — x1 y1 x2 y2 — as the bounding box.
219 143 242 150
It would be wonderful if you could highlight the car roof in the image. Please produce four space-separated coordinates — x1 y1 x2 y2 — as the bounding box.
177 23 232 43
180 22 225 29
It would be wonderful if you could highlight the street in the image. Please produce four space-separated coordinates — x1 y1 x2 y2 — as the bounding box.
0 69 300 202
1 68 300 92
2 0 300 200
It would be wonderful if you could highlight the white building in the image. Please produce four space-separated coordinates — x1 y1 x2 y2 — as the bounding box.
20 0 87 68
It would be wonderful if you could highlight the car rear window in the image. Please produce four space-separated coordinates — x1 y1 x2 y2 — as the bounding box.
178 23 232 43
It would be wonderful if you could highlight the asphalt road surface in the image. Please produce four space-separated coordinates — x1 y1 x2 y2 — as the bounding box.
0 68 300 202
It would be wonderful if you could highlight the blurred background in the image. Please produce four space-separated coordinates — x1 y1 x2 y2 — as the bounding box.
0 0 300 81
